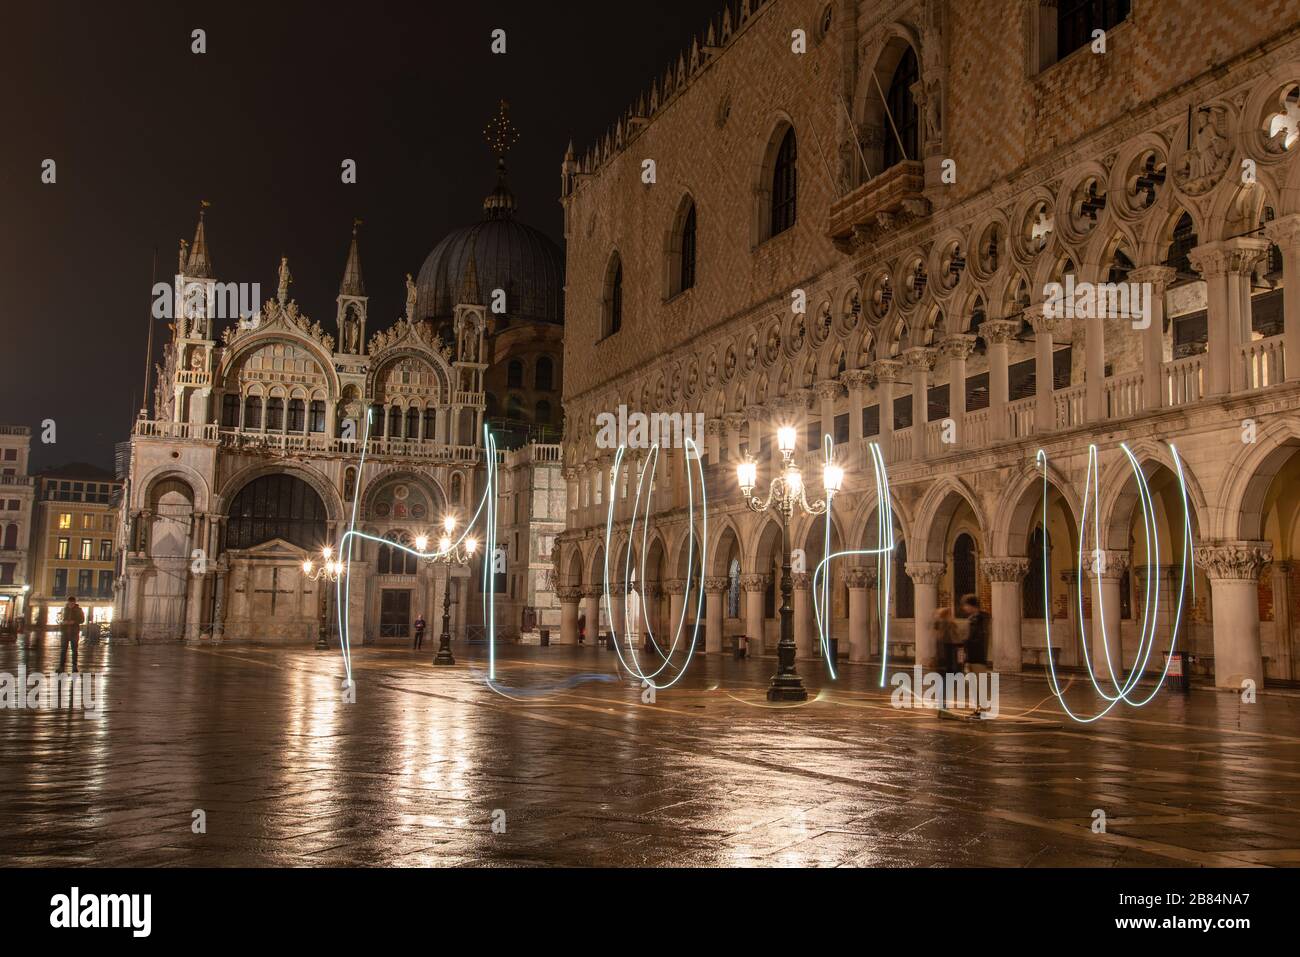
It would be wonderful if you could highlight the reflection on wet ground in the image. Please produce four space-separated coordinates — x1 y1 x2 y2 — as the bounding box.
1 638 1298 867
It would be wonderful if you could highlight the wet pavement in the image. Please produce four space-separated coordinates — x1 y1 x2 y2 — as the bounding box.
1 637 1298 867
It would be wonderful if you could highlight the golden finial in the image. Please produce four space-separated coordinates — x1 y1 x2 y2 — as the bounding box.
484 99 520 160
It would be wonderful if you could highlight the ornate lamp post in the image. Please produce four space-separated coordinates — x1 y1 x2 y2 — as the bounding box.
737 425 843 701
415 515 478 666
303 546 343 650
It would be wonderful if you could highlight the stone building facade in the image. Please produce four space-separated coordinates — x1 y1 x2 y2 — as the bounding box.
0 426 36 631
554 0 1300 689
29 463 122 629
117 153 567 645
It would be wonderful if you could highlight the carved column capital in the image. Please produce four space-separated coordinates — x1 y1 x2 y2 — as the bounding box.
1188 238 1270 279
1194 540 1272 581
723 412 746 431
790 572 811 590
1263 213 1300 250
579 584 603 600
904 560 946 585
843 566 873 589
815 378 845 402
555 586 583 602
1084 549 1130 581
871 358 905 383
703 576 730 594
940 333 978 361
981 556 1029 582
981 319 1022 345
662 578 688 595
1127 264 1178 292
839 368 874 391
1024 303 1063 336
704 417 724 437
739 573 769 592
902 346 937 374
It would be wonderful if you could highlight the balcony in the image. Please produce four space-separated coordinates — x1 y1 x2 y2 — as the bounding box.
829 161 928 250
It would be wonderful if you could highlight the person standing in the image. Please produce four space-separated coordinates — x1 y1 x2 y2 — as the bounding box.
58 596 85 673
413 613 426 651
960 594 990 668
933 607 960 673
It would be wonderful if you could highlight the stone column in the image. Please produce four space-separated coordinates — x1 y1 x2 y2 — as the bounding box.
903 347 936 461
723 413 744 463
845 566 871 662
581 585 602 643
1264 214 1300 383
663 578 688 647
982 557 1028 673
940 334 976 447
871 359 904 457
906 561 946 667
1195 541 1271 689
983 319 1021 440
741 573 768 655
704 577 727 654
608 583 626 642
791 571 812 659
704 418 723 466
1272 561 1294 681
1189 239 1270 395
743 403 767 463
1086 550 1130 682
815 379 843 447
1129 264 1176 409
840 369 871 449
557 586 581 644
1026 304 1060 432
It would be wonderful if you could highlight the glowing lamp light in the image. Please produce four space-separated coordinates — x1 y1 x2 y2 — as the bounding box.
785 467 802 496
439 536 452 554
302 560 314 574
823 463 844 493
737 460 757 491
777 425 798 453
443 515 456 533
466 538 478 554
322 545 333 560
415 534 429 552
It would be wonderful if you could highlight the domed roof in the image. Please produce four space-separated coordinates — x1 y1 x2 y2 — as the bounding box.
416 160 564 326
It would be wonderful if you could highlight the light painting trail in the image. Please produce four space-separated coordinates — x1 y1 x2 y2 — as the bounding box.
602 438 709 690
1039 442 1196 723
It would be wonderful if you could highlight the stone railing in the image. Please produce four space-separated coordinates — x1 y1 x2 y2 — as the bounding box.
1054 383 1085 430
1006 395 1036 439
963 407 989 448
1241 335 1284 391
828 161 927 248
891 427 912 463
1164 353 1205 406
1105 371 1144 419
133 419 219 441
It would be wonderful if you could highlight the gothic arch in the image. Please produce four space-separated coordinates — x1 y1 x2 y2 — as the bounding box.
912 477 989 563
216 461 345 524
990 460 1084 557
134 463 212 513
218 330 341 398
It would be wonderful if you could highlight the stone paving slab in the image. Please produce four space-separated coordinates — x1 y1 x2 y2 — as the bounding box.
1 638 1298 867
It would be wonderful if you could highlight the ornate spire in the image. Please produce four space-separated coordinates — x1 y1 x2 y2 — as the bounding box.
339 219 365 297
482 99 519 220
185 200 213 278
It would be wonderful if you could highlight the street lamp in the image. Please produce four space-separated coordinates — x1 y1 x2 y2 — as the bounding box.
737 425 842 701
415 514 478 666
303 545 343 650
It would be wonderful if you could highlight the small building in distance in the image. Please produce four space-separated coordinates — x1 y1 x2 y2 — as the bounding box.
0 425 36 632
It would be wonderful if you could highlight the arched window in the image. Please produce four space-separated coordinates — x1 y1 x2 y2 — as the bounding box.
451 473 463 503
343 467 357 502
266 397 284 431
388 405 401 437
507 394 525 421
895 539 915 618
535 399 551 425
308 400 326 433
405 407 420 439
883 45 919 170
3 524 17 549
602 255 623 337
243 395 263 430
508 360 524 389
727 558 741 618
221 393 240 428
225 474 327 550
287 399 305 432
535 356 554 391
369 404 384 437
953 533 976 613
378 532 418 576
423 408 437 442
673 200 698 295
771 128 798 236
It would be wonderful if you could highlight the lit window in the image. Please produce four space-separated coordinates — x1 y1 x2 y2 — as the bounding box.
57 537 70 559
80 539 92 561
58 513 72 529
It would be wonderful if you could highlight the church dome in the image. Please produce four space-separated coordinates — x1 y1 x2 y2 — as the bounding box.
415 160 564 326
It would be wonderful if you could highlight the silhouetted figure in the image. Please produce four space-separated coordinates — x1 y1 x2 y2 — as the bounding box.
413 614 426 650
58 596 84 673
577 613 586 645
934 606 961 674
961 594 989 668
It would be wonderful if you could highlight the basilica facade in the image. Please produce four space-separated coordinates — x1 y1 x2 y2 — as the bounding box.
117 157 567 645
554 0 1300 689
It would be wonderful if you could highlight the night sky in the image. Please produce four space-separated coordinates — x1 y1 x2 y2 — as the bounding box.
2 0 716 470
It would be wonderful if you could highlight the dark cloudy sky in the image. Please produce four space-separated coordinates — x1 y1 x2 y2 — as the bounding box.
2 0 716 470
